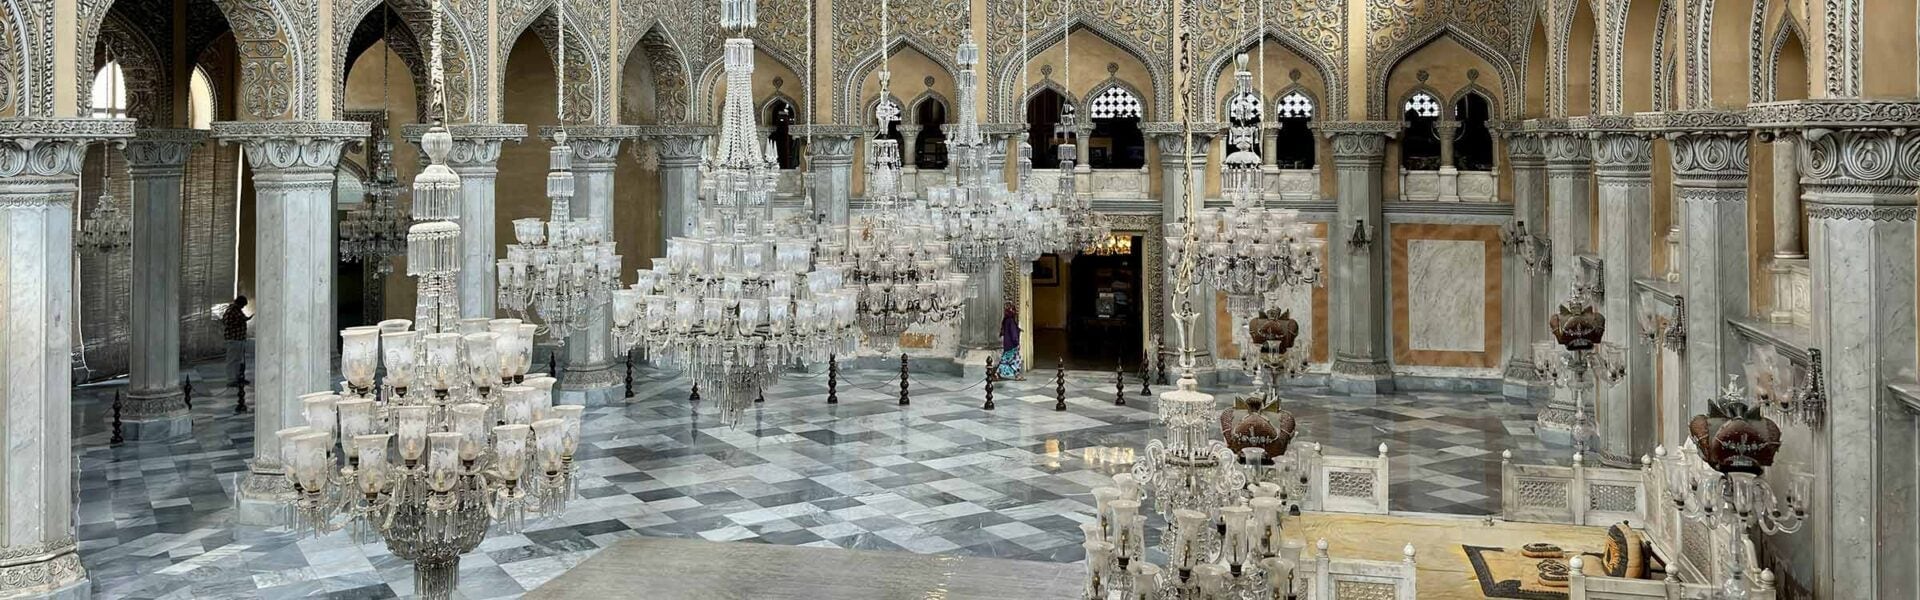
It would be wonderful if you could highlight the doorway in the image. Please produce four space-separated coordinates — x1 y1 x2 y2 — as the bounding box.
1030 235 1145 371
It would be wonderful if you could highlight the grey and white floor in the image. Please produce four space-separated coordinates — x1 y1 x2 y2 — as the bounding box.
72 360 1563 599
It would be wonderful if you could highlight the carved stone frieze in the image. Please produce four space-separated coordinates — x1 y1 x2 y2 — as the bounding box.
90 13 174 124
1142 121 1222 160
1647 111 1752 181
1192 0 1347 122
0 537 84 596
401 123 526 167
1503 132 1547 165
211 120 368 173
124 129 212 171
1588 132 1653 173
0 118 136 179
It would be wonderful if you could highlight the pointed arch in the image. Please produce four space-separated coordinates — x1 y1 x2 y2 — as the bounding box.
1762 11 1809 102
694 40 804 125
991 18 1167 123
907 89 951 125
93 12 172 124
627 23 694 124
1367 24 1518 120
1019 78 1079 111
1448 83 1501 118
1558 0 1600 116
760 92 801 125
1397 85 1446 119
1271 84 1321 117
1523 9 1549 118
837 34 960 125
523 6 608 123
1198 31 1341 122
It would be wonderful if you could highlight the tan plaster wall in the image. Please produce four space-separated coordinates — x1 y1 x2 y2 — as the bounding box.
1567 0 1597 116
1381 35 1505 198
1861 0 1918 98
343 41 422 320
1620 0 1661 113
1526 19 1548 117
1707 0 1754 107
711 49 805 124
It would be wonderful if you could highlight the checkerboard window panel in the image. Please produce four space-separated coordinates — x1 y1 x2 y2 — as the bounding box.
1276 92 1314 118
1403 92 1440 118
1089 87 1143 119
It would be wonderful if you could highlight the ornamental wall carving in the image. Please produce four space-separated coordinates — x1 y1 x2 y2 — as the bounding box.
1364 0 1526 120
985 4 1172 124
833 0 968 123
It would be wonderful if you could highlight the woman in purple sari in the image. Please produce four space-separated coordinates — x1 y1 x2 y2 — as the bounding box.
998 303 1024 380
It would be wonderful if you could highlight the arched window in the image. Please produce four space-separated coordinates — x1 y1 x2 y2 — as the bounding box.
1452 93 1495 171
1087 87 1146 169
91 62 128 119
1024 88 1067 168
1272 91 1315 169
1401 91 1442 171
188 66 216 129
915 99 949 169
765 98 800 169
1225 90 1262 158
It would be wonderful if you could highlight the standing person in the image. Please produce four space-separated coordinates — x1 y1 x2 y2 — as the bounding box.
222 296 251 386
998 303 1024 380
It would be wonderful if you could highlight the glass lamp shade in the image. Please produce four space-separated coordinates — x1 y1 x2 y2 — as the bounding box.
381 331 420 390
355 434 390 495
341 327 380 390
502 385 535 425
290 431 333 492
464 333 501 388
525 376 557 420
450 403 489 461
276 425 315 474
300 392 338 439
335 398 375 459
553 404 585 457
493 424 530 480
425 333 463 391
532 419 565 475
393 405 432 462
427 432 463 493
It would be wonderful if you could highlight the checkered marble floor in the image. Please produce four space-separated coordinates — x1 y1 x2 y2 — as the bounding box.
69 360 1566 599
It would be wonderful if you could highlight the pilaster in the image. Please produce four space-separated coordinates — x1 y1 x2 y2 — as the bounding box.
1751 99 1920 600
1500 131 1550 399
1576 115 1656 465
402 123 526 319
212 120 368 526
1317 121 1397 393
0 118 132 600
538 125 638 391
121 128 209 440
796 125 860 226
636 125 714 240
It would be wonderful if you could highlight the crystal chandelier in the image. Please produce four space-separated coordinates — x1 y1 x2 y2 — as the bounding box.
495 9 621 341
1052 0 1109 257
1531 292 1626 460
813 1 968 351
612 0 860 425
275 6 580 599
1084 232 1133 257
924 9 1065 276
1081 24 1314 594
77 173 132 255
340 134 410 268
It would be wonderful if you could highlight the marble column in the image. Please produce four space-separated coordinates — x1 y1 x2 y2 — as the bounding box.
1586 118 1656 465
1751 100 1920 599
1771 137 1804 259
1435 120 1461 202
1654 112 1750 416
637 126 710 240
542 126 635 391
801 125 860 226
1536 124 1593 308
1260 124 1280 169
898 124 921 169
1501 132 1551 399
1319 122 1397 393
213 121 368 525
0 118 131 600
122 128 208 440
1076 123 1095 171
404 124 525 318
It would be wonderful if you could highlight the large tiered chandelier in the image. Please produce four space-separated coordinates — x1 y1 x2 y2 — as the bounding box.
814 0 967 350
612 0 860 424
274 6 581 600
1170 50 1322 353
495 9 621 340
77 174 132 255
1052 0 1110 256
924 19 1065 275
340 134 410 267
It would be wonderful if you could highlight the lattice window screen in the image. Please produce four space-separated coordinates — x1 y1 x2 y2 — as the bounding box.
1276 91 1314 118
1090 87 1143 119
1404 92 1440 117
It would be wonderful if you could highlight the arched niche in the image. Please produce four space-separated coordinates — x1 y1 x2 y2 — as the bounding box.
1618 0 1663 113
704 47 804 126
1565 0 1597 115
997 23 1161 124
1525 14 1549 118
1767 15 1809 101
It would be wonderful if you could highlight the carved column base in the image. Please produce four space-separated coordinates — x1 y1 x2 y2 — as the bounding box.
121 390 191 440
1501 359 1549 400
1329 358 1394 394
560 362 623 391
231 466 294 526
0 539 87 600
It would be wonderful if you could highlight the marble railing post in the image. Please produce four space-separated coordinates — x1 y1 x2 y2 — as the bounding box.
1771 137 1804 259
1649 111 1750 417
1319 122 1398 393
123 128 208 440
1751 100 1920 599
1436 120 1461 202
1501 132 1550 399
1144 123 1220 373
636 126 711 240
799 125 860 226
0 118 132 600
898 124 921 169
540 126 636 391
213 120 368 525
1583 116 1656 465
403 124 524 318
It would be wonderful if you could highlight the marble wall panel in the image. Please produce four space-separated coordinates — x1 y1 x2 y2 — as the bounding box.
1390 223 1502 368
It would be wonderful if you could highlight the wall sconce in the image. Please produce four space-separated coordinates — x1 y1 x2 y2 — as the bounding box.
1345 218 1372 251
1638 294 1687 352
1500 219 1552 274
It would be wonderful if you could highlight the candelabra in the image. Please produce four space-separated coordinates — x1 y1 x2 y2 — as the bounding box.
1532 293 1626 460
340 136 410 268
495 11 621 341
612 0 860 425
1500 219 1551 274
1638 295 1687 353
277 6 579 597
1744 345 1826 428
77 173 132 255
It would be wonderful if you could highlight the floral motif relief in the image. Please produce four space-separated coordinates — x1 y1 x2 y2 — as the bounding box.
833 0 968 103
0 10 14 116
93 15 175 124
645 36 692 124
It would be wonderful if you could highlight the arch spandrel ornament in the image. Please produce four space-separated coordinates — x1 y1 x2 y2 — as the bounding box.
92 13 174 125
837 34 961 126
989 17 1169 124
334 0 484 123
1196 30 1344 124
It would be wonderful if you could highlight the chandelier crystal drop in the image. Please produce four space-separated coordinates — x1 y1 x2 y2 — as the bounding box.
280 4 579 599
613 0 860 425
494 8 621 342
340 134 411 269
77 174 132 255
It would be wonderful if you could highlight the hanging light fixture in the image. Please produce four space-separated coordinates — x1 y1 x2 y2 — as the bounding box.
813 0 968 350
79 47 132 256
341 20 411 271
495 8 623 341
924 0 1067 276
276 5 577 600
612 0 861 425
1053 0 1110 257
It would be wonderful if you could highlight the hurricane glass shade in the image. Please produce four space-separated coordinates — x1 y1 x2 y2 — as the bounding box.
426 432 462 493
532 419 565 474
425 333 463 391
381 331 420 389
393 405 432 462
276 425 315 477
553 405 585 457
341 328 380 389
493 424 530 481
300 392 339 439
355 434 391 495
336 398 375 457
450 403 489 461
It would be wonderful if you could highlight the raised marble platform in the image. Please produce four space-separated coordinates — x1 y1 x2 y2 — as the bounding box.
522 536 1083 599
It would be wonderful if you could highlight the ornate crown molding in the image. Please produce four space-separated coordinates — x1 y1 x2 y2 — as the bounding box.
787 124 863 138
536 125 644 143
1142 122 1225 158
1746 99 1920 130
401 123 529 142
212 120 369 173
124 128 212 170
0 118 137 179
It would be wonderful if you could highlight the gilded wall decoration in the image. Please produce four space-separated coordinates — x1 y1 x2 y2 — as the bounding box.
832 0 968 123
1191 0 1347 123
984 0 1173 123
1363 0 1527 120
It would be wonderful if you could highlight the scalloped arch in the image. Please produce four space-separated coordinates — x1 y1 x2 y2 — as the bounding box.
1197 31 1342 123
695 39 807 125
990 18 1166 124
838 33 959 125
94 12 172 123
1367 25 1518 121
906 89 951 125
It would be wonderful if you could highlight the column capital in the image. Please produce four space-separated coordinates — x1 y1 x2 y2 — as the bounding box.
540 125 640 166
124 128 210 172
401 123 526 168
1638 110 1752 183
1142 121 1225 161
1502 132 1548 166
0 118 136 179
897 124 923 137
1572 117 1655 174
212 120 368 175
1314 121 1396 165
1522 119 1593 171
804 133 859 165
1750 100 1920 216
